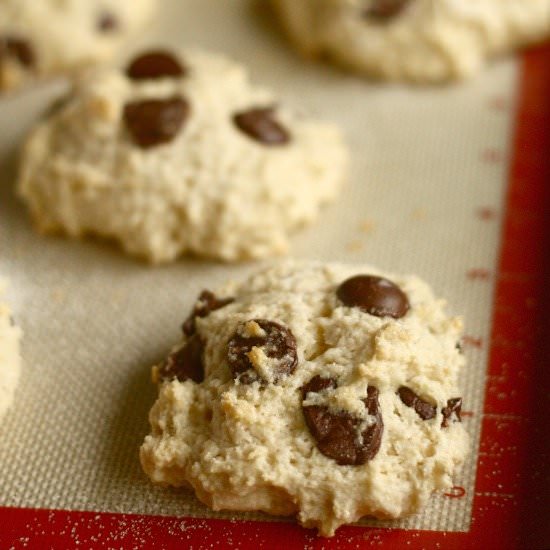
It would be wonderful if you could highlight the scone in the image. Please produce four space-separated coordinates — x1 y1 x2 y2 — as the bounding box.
140 262 469 536
0 282 22 422
270 0 550 83
0 0 155 92
17 48 348 263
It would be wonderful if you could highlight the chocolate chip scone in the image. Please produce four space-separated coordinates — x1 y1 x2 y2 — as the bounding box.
0 0 155 93
17 49 348 263
0 282 22 422
271 0 550 83
140 262 469 536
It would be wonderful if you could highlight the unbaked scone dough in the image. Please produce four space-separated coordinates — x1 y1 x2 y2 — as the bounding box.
17 48 348 263
140 262 469 536
0 0 155 92
271 0 550 82
0 282 22 422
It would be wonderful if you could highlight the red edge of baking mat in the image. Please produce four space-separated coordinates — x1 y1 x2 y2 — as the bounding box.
2 44 549 549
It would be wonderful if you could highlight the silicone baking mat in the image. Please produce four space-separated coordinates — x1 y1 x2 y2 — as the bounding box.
1 1 549 548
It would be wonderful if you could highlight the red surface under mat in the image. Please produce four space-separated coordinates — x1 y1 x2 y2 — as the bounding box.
1 44 549 550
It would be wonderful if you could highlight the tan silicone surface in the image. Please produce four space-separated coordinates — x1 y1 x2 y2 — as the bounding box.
0 0 517 533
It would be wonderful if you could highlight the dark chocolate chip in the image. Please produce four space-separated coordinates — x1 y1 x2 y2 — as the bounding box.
227 319 298 383
302 381 383 465
397 386 436 420
233 107 290 145
363 386 384 459
303 407 361 465
158 333 204 383
98 12 119 32
363 0 410 19
126 51 185 80
182 290 234 336
441 397 463 428
1 36 35 67
414 399 437 421
455 341 463 353
301 375 337 398
337 275 410 319
123 96 189 148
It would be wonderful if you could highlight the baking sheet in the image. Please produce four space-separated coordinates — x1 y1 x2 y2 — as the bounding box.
0 0 519 537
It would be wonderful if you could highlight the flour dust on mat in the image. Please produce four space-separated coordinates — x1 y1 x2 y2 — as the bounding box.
0 281 22 422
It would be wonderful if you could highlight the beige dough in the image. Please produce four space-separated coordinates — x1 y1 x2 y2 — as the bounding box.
0 0 155 92
271 0 550 82
18 48 348 263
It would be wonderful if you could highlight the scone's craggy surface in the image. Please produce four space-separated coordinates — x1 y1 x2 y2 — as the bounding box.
271 0 550 82
140 262 469 536
17 49 348 263
0 283 22 421
0 0 155 92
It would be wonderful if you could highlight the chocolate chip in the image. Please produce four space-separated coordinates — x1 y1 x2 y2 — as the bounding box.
126 51 185 80
363 0 410 19
157 334 204 383
364 386 384 454
302 381 383 466
303 407 360 465
301 375 337 398
0 36 35 67
233 107 290 145
182 290 234 336
123 96 189 148
441 397 463 428
98 12 119 32
397 386 436 420
227 319 298 383
337 275 410 319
